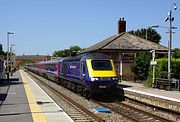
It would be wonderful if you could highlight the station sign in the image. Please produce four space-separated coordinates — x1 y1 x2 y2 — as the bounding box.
150 61 157 66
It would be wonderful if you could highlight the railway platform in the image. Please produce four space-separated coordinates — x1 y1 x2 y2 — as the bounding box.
118 81 180 113
0 70 74 122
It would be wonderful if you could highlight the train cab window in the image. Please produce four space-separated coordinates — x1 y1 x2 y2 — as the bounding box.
91 60 112 70
83 62 86 74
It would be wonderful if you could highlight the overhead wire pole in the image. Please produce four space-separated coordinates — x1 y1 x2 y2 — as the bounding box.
166 3 177 80
151 3 177 81
168 10 172 80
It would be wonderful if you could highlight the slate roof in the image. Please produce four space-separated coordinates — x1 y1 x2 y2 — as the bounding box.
80 32 168 54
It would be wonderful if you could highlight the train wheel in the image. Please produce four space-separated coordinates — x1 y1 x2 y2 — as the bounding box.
80 87 84 96
83 88 90 100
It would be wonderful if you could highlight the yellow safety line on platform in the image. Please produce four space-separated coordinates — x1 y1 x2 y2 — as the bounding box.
20 70 47 122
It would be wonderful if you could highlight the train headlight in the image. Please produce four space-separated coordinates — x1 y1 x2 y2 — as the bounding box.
91 77 99 81
112 77 118 80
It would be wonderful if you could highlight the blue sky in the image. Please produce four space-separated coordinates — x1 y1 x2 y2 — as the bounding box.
0 0 179 55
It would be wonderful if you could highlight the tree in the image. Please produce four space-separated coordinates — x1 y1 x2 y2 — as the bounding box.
19 59 33 68
173 48 180 58
0 44 2 52
0 44 5 57
69 46 82 56
129 28 161 44
132 52 151 81
53 45 82 57
70 46 82 53
53 50 65 57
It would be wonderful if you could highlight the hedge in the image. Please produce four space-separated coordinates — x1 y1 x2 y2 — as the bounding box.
145 58 180 87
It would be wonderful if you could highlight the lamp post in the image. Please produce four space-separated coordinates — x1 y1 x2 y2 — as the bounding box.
10 44 15 76
151 3 177 80
150 50 157 87
6 32 14 82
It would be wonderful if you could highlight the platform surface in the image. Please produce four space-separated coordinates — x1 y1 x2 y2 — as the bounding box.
118 81 180 112
0 71 33 122
120 81 180 103
0 70 74 122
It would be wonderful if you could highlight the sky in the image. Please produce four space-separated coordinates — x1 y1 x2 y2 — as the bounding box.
0 0 179 56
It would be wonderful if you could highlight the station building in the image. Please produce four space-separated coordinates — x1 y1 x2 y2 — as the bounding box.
80 18 168 81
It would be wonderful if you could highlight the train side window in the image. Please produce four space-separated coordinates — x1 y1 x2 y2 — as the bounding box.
63 63 67 76
59 63 62 73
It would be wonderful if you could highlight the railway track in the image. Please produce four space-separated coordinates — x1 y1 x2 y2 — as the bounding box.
124 97 180 122
26 70 175 122
27 71 105 122
95 101 173 122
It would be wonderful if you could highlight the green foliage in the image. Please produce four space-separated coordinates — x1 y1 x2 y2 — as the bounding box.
171 59 180 78
173 48 180 58
0 44 2 51
0 44 5 57
156 59 168 78
70 46 82 52
145 58 180 87
53 45 82 57
129 27 161 44
132 52 151 81
19 59 33 68
53 50 69 57
146 70 153 87
0 51 5 57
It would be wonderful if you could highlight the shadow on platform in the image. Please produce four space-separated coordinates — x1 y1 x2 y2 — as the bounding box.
0 94 7 102
117 83 132 88
0 78 20 86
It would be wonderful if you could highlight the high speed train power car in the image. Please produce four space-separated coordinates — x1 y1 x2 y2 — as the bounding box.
25 53 118 99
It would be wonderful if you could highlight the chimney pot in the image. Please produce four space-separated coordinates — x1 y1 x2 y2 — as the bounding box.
118 18 126 34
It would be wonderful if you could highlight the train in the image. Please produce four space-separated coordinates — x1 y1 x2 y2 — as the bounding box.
25 53 118 99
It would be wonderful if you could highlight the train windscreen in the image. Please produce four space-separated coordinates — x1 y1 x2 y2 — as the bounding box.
91 60 112 70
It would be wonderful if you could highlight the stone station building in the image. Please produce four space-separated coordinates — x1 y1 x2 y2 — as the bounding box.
80 18 168 81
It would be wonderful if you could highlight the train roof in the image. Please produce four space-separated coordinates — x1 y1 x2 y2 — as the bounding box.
44 58 61 64
26 53 111 65
85 53 111 60
62 55 83 62
62 53 111 62
38 61 45 64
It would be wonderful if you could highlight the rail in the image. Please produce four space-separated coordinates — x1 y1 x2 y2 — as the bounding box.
27 71 105 122
94 100 173 122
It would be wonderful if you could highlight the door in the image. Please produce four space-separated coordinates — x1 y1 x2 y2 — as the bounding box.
80 62 86 80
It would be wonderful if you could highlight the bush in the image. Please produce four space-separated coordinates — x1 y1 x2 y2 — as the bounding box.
19 59 33 68
132 52 151 81
145 58 180 87
173 48 180 58
171 59 180 78
145 67 153 87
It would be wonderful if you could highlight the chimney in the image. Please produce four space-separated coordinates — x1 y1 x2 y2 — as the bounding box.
118 18 126 34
